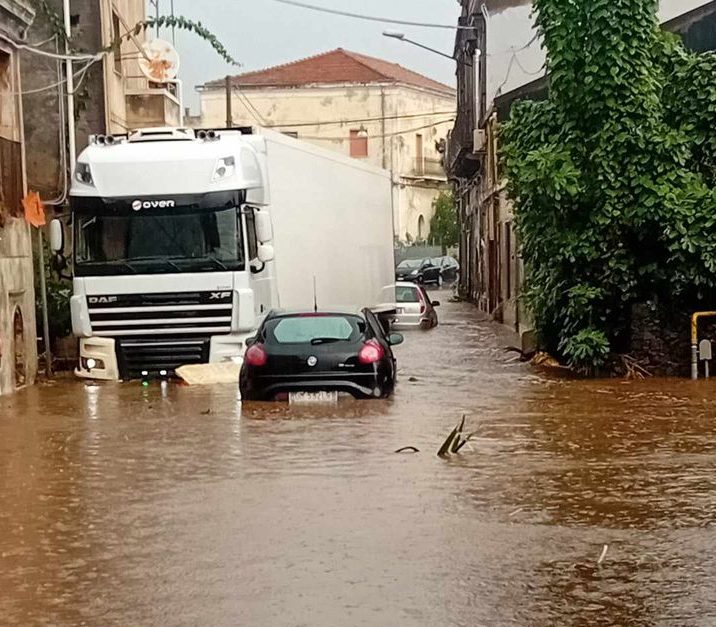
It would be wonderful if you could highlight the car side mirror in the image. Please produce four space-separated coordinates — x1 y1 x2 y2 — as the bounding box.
388 333 404 346
257 243 274 263
431 300 441 307
245 336 256 347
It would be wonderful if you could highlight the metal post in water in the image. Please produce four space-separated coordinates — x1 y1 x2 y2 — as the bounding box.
37 229 52 377
692 343 698 380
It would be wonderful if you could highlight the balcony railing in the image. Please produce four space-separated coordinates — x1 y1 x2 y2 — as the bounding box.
413 157 446 178
445 109 480 178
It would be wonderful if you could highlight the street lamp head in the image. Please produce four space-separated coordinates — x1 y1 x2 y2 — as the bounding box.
383 30 405 40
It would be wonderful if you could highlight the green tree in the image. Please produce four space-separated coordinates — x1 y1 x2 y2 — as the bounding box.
501 0 716 372
429 191 459 252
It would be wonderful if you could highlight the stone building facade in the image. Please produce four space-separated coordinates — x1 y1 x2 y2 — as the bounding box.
447 0 716 351
21 0 181 202
0 1 37 394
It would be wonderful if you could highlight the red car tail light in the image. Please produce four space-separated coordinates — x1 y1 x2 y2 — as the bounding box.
417 289 427 314
244 344 268 367
358 340 385 364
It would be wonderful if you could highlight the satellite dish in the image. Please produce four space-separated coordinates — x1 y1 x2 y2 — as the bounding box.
138 38 180 83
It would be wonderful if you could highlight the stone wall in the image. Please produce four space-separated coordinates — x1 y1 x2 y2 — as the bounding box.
0 219 38 394
629 303 694 377
20 0 107 201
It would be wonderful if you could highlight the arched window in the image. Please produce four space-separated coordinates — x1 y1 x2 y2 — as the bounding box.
417 215 425 241
13 307 25 388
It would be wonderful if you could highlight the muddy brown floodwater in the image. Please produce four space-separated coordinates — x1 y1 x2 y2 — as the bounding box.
2 295 716 626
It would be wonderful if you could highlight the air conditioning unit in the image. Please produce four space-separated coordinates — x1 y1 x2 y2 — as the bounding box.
473 129 487 154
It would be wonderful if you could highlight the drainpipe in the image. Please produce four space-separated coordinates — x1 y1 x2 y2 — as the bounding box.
474 48 482 128
63 0 76 168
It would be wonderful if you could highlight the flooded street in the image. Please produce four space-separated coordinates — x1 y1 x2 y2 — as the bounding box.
2 295 716 626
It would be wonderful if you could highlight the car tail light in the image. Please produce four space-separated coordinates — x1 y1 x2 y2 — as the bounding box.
417 289 426 314
358 340 385 364
245 344 268 367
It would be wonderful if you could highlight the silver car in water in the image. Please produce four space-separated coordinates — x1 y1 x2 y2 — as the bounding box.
378 282 440 330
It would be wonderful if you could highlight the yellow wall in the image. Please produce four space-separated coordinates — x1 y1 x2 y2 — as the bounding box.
199 82 455 242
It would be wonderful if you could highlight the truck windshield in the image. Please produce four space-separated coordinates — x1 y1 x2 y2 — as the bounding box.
74 206 244 275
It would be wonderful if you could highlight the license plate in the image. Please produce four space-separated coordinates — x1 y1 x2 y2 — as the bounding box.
289 391 338 404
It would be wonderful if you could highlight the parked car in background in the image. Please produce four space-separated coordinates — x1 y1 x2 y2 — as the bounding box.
239 309 404 401
395 258 443 286
437 256 460 283
378 282 440 330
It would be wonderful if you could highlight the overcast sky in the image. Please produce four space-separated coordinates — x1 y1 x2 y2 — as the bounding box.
150 0 461 112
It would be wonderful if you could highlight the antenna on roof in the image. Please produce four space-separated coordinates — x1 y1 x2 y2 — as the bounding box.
313 276 318 312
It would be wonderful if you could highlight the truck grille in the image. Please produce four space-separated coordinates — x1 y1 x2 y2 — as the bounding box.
87 291 233 337
117 338 210 379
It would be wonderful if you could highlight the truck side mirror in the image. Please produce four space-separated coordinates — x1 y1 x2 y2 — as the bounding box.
254 210 273 243
49 219 64 253
257 243 274 263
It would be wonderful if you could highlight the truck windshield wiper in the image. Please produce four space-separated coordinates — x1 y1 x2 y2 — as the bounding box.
130 257 182 272
199 256 228 271
100 260 138 274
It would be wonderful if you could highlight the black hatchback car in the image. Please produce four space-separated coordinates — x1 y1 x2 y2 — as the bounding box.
395 258 443 285
239 309 404 401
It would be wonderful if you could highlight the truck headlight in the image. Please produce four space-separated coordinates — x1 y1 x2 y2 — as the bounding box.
212 156 235 181
81 357 105 370
75 162 94 186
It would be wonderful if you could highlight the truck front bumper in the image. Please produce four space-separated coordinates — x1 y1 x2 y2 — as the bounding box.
75 337 120 381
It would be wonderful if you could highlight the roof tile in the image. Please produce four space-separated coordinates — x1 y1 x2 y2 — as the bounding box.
202 48 455 94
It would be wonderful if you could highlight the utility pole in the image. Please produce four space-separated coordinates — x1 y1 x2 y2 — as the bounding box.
170 0 175 44
225 75 233 128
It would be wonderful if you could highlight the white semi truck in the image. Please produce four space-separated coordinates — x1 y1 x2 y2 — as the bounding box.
50 127 394 381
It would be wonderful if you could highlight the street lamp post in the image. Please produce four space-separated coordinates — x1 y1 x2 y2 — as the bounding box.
383 30 457 62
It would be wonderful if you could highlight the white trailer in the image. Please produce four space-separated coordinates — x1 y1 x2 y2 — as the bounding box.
51 127 394 380
258 132 393 311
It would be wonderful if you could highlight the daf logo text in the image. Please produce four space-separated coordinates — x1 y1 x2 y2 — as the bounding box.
88 296 118 304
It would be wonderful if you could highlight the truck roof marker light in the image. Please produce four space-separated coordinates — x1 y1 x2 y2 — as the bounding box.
197 129 220 142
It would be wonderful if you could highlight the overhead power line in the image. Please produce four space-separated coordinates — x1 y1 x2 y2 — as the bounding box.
293 117 455 141
231 107 459 129
271 0 476 30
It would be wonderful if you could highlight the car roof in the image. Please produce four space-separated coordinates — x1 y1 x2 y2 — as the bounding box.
393 281 420 288
265 308 366 320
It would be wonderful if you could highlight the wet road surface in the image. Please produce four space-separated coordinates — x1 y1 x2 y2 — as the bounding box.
2 294 716 626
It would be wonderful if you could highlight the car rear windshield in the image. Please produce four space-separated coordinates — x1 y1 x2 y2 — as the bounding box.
397 259 421 270
396 286 420 303
266 315 364 344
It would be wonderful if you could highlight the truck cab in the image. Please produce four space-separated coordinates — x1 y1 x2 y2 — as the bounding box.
53 127 276 380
